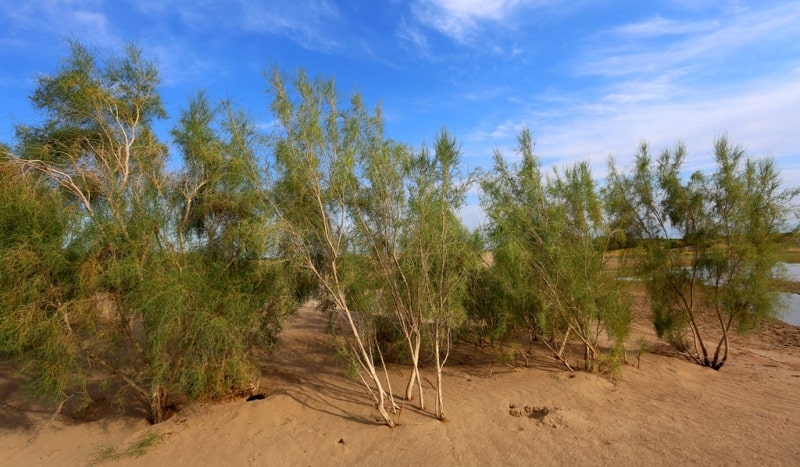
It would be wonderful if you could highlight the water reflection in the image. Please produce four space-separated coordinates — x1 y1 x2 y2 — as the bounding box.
779 293 800 326
614 262 800 327
784 263 800 281
779 263 800 327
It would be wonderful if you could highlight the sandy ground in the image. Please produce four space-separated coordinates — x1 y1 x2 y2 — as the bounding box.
2 298 800 466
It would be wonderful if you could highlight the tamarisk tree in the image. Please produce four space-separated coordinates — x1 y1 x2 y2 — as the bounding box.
605 136 798 369
346 135 428 409
1 43 297 423
405 132 476 419
267 68 402 426
3 42 175 421
481 129 630 372
0 153 76 401
267 67 476 424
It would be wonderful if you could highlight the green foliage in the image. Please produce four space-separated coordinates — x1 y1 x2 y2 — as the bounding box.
480 129 630 372
172 91 271 262
90 432 165 464
1 43 298 423
605 136 799 369
123 254 289 401
463 248 517 346
267 67 477 422
5 40 799 429
333 343 361 381
0 158 79 398
267 67 401 426
404 131 476 332
403 131 478 419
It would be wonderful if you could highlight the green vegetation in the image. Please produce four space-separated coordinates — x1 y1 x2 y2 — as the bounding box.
90 432 166 464
479 129 630 372
266 68 402 426
1 42 797 429
399 131 477 420
606 137 799 369
775 234 800 263
266 68 477 424
1 42 300 423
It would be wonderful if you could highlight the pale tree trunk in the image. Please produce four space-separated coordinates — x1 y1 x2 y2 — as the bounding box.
338 295 396 427
434 323 445 421
404 328 425 410
150 386 168 424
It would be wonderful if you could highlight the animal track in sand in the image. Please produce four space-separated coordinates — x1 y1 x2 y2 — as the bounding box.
508 404 564 428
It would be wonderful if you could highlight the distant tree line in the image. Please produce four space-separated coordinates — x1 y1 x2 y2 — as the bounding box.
1 42 796 425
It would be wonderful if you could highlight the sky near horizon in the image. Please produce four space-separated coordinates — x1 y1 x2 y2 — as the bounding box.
2 1 799 228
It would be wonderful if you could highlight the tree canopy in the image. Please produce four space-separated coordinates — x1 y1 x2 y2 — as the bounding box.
605 137 799 369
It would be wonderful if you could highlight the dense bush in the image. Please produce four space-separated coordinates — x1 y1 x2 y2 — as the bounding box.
0 43 300 422
479 129 630 372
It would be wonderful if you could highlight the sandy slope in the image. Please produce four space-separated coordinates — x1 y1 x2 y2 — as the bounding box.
2 303 800 466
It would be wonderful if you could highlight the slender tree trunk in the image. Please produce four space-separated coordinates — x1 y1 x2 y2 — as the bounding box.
339 299 396 427
404 330 424 410
711 312 732 370
434 323 444 420
584 344 590 372
685 304 709 366
150 386 168 424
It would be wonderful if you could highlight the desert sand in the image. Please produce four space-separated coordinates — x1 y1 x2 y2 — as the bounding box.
2 295 800 466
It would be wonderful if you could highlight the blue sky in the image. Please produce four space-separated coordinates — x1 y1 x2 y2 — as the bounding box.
2 0 799 227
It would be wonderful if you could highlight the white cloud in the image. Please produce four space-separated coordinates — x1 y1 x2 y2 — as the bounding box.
142 40 219 88
462 69 800 186
599 72 686 106
459 71 800 227
70 10 116 45
411 0 541 42
128 0 167 14
485 119 525 140
535 3 800 181
127 0 345 54
0 0 119 48
538 76 800 178
237 0 342 52
458 85 508 102
397 18 431 57
610 16 718 38
581 3 800 78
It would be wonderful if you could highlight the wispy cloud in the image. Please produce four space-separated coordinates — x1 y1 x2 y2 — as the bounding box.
142 40 220 88
1 0 120 48
70 10 115 44
599 72 686 106
236 0 343 52
397 17 431 57
610 16 718 38
411 0 542 43
458 85 508 102
127 0 347 55
581 3 800 78
509 1 800 186
483 74 800 181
